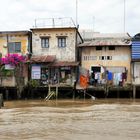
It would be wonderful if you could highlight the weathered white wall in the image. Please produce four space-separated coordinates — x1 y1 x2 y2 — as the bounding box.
133 62 140 84
32 28 77 61
1 76 16 87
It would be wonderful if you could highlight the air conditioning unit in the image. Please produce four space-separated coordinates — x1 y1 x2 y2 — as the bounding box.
3 44 7 48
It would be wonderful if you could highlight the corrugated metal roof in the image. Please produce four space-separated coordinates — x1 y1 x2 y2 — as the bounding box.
132 41 140 59
79 39 131 47
51 61 79 67
132 33 140 41
79 31 131 40
30 55 56 63
78 33 131 47
0 30 31 35
92 33 131 38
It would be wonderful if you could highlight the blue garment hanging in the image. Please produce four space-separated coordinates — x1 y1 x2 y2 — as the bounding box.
108 72 113 80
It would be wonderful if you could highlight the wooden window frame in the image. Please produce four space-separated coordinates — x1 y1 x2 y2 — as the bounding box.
41 37 49 48
8 42 21 53
57 37 66 48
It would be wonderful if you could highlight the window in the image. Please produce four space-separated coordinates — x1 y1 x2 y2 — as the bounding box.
107 56 112 60
102 56 105 60
58 37 66 48
108 46 115 50
8 42 21 53
41 38 49 48
83 55 97 61
99 56 105 60
96 46 102 50
99 56 112 60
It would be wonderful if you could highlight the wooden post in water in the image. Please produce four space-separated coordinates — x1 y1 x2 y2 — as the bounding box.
117 87 120 98
31 89 34 99
133 85 136 99
5 89 9 100
56 85 58 101
72 90 75 100
0 94 4 108
48 85 51 95
84 89 86 101
73 81 76 100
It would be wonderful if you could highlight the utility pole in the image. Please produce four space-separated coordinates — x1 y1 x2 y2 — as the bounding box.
93 16 95 31
76 0 78 27
124 0 126 32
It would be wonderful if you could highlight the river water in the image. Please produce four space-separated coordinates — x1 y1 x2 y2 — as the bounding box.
0 99 140 140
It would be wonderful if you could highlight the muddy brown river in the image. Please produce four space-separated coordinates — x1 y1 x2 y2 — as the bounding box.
0 99 140 140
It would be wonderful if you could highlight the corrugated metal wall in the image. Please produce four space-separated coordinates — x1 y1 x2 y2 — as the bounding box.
132 41 140 59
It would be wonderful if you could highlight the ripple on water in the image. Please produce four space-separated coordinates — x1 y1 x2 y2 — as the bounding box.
0 99 140 140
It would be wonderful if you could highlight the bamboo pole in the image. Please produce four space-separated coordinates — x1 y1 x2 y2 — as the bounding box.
0 94 4 108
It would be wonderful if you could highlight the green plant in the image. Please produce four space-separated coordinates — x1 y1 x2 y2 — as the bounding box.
0 65 14 76
28 80 40 88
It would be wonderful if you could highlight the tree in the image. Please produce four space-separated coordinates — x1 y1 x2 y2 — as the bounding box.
0 53 26 98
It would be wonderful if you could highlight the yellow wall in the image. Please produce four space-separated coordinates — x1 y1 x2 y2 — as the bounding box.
0 33 29 87
0 34 29 57
0 36 8 56
81 46 131 82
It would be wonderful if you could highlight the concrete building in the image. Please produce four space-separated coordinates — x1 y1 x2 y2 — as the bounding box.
131 33 140 85
0 31 31 87
30 26 83 86
78 33 131 86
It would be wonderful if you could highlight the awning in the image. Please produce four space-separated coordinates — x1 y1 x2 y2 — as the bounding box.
30 55 56 63
51 61 79 67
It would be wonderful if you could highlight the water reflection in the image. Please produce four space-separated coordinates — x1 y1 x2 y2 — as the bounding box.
0 99 140 140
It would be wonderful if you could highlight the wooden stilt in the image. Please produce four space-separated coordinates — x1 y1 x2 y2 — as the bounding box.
117 87 120 98
133 85 136 99
0 94 4 108
48 85 51 95
73 90 75 100
56 85 58 101
84 89 86 101
73 81 77 100
5 89 9 100
31 89 34 99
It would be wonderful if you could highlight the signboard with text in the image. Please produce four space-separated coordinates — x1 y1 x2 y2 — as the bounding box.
31 65 41 79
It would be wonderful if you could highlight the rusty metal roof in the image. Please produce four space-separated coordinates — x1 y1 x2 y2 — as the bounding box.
51 61 79 67
30 55 56 63
92 33 131 38
0 30 31 35
78 33 132 47
78 39 131 47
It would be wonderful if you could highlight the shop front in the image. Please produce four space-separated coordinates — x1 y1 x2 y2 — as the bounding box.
30 55 79 87
50 61 79 86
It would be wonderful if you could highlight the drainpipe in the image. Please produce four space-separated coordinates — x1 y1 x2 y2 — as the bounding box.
6 34 9 54
27 31 32 81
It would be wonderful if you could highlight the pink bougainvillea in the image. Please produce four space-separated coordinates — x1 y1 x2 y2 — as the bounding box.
0 54 26 66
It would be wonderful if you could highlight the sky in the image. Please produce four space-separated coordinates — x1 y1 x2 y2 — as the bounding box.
0 0 140 36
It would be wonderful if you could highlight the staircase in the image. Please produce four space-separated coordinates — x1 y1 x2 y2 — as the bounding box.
45 85 58 101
